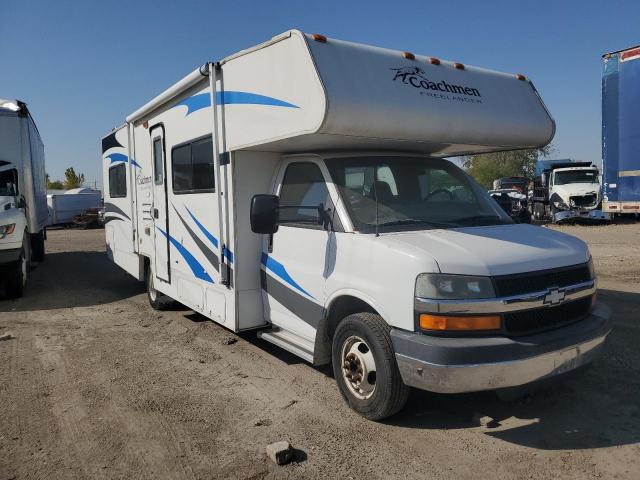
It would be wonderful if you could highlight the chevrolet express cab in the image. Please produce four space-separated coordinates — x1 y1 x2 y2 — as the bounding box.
102 30 611 419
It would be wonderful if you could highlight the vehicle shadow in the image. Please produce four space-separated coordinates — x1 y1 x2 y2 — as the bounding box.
386 288 640 450
0 251 145 311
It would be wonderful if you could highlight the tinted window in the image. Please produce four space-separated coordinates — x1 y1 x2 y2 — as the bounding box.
153 138 163 185
279 163 331 228
172 144 191 192
171 137 215 194
109 163 127 198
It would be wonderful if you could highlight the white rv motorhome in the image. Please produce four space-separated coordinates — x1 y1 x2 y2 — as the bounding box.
0 99 47 298
102 31 611 420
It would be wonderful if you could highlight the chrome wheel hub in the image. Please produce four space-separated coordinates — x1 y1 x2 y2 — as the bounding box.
341 335 377 400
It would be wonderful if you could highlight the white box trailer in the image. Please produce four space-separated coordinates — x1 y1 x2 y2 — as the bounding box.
0 99 47 297
47 188 103 226
102 30 610 419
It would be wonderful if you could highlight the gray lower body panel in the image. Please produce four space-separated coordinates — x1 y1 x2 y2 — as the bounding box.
391 304 611 394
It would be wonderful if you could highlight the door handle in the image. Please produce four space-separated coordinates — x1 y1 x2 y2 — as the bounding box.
153 208 159 219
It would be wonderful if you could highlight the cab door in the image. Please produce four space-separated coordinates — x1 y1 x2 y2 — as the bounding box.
261 160 335 341
150 125 170 282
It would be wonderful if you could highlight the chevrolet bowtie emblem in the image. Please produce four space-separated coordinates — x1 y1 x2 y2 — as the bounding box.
544 288 566 306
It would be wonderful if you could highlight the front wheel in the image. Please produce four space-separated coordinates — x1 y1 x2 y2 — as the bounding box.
332 312 409 420
5 239 29 299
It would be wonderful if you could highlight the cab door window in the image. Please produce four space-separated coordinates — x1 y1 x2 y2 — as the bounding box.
279 162 331 229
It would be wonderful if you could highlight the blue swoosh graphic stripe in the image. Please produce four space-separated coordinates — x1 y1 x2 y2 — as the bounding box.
156 227 213 283
185 206 234 263
175 92 299 115
106 153 141 168
261 253 316 300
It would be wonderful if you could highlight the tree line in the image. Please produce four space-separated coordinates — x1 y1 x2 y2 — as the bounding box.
46 167 86 190
463 145 553 189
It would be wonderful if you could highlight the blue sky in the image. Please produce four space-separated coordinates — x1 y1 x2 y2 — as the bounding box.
1 0 639 188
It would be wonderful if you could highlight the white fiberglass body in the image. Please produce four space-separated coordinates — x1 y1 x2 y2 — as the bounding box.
102 30 609 418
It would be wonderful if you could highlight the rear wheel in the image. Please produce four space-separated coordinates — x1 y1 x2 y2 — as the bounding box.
332 312 409 420
30 230 45 262
146 265 174 310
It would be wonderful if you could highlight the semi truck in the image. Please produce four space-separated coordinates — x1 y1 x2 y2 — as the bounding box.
102 30 611 420
531 159 602 222
602 45 640 214
0 99 47 298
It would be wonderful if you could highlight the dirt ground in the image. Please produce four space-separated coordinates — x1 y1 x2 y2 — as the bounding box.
1 224 639 480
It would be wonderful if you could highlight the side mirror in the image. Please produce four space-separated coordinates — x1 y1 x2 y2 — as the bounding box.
250 194 279 234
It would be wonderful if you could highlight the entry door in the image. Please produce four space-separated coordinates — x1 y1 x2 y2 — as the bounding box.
151 126 170 281
262 161 334 341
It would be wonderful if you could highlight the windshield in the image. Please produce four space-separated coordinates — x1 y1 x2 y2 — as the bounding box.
0 169 17 196
326 156 512 233
554 170 599 185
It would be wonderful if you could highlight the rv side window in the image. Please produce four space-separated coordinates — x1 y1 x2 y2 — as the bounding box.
171 137 215 194
108 163 127 198
279 162 331 229
153 138 163 185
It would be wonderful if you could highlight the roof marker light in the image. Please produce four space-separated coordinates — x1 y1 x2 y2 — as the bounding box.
143 121 149 129
428 57 441 65
453 62 465 70
403 52 415 60
311 34 327 43
516 74 527 81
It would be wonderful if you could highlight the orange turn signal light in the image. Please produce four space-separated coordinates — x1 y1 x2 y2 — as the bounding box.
419 314 501 331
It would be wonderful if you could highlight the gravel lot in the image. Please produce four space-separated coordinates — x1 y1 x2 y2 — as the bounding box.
1 225 639 479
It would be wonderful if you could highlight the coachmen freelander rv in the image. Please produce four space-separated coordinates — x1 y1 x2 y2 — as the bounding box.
0 99 47 298
102 31 611 420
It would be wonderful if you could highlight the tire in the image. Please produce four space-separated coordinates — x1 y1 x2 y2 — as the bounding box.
5 238 28 299
30 230 45 262
146 265 174 310
332 312 409 420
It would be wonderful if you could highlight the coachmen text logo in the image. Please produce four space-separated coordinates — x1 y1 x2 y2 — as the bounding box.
391 66 482 99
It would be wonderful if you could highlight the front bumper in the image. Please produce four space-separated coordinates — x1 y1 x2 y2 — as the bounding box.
392 304 611 394
554 209 610 223
0 246 22 265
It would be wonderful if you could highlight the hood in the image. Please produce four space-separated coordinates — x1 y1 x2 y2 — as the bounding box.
380 224 589 276
553 183 599 200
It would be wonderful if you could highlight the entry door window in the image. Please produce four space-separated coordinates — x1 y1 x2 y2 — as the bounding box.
279 162 331 229
153 138 163 184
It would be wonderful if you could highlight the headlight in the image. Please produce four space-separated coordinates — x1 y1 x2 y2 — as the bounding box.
587 257 595 280
415 273 495 300
0 224 15 239
554 200 569 209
